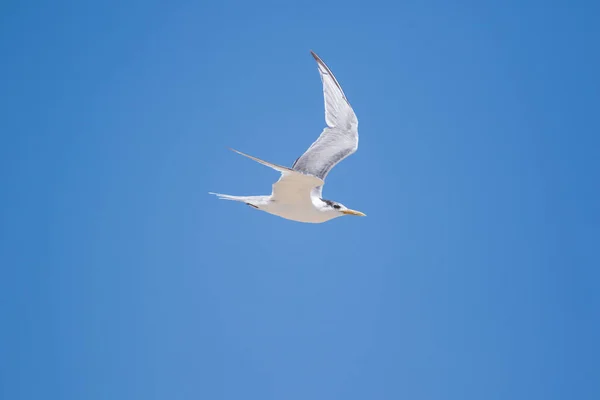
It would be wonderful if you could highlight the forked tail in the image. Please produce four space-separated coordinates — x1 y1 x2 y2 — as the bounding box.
209 192 250 202
208 192 265 208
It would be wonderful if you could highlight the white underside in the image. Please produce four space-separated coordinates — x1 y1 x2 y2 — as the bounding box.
255 196 340 223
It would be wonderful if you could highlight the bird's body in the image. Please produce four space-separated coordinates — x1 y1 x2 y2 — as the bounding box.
235 195 341 224
210 51 365 223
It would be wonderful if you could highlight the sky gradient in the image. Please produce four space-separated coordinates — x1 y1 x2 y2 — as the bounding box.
1 1 599 399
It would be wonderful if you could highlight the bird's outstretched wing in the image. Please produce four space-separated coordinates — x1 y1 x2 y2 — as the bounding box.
292 51 358 190
230 148 323 203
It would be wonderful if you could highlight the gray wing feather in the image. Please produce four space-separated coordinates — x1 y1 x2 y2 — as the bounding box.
292 51 358 189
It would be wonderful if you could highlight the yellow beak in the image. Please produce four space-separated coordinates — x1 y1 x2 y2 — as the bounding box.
341 209 366 217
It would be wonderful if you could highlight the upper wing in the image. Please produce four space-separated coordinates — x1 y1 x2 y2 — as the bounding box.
292 51 359 184
230 148 323 203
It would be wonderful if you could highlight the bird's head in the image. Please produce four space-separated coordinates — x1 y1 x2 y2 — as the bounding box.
319 198 366 218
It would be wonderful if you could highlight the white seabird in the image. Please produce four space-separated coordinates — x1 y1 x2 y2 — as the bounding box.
209 51 366 223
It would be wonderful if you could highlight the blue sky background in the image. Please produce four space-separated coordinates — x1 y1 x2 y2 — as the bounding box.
1 1 599 399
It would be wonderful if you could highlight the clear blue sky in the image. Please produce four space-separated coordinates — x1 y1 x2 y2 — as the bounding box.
1 1 599 399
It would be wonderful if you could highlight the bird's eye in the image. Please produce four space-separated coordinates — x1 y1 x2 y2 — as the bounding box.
333 204 341 209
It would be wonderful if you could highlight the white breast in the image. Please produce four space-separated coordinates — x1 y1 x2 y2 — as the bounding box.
259 198 339 224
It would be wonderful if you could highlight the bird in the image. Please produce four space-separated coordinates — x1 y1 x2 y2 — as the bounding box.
209 51 366 223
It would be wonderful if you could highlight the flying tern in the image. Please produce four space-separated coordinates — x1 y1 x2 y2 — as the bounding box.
210 51 365 223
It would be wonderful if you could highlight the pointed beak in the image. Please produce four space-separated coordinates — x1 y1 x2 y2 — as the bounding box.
341 209 366 217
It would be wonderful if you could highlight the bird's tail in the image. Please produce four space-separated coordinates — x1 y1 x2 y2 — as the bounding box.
208 192 263 208
208 192 250 202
